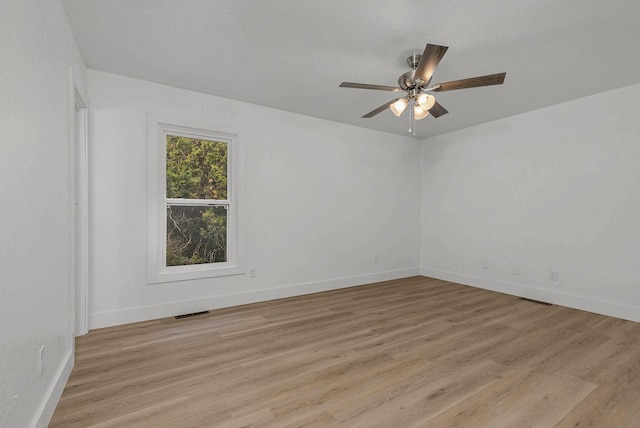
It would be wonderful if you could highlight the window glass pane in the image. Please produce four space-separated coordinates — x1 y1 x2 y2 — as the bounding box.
166 205 227 266
166 135 227 200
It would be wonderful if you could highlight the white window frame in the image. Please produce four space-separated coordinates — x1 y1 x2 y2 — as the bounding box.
147 115 244 283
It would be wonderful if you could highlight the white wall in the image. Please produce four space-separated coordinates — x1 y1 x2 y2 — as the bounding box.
420 83 640 322
0 1 87 427
88 70 420 329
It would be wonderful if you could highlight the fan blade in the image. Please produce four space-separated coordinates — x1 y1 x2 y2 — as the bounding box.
415 44 448 85
428 101 448 118
339 82 402 92
432 72 506 92
362 98 404 118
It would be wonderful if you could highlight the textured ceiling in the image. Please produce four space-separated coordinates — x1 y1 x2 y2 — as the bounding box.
62 0 640 139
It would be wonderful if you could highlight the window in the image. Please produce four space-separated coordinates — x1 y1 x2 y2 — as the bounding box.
166 135 228 266
147 117 244 283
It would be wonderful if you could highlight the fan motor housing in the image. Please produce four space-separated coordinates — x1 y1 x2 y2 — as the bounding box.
398 70 421 91
399 54 427 90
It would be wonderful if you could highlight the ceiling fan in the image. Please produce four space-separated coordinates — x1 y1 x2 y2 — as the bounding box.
339 43 506 122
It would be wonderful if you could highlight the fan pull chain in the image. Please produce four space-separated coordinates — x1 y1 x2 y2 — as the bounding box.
413 104 416 137
408 101 416 136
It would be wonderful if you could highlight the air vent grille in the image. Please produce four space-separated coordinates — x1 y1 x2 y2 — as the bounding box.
519 297 552 306
175 311 210 319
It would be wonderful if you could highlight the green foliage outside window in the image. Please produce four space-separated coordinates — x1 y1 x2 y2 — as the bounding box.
166 135 227 199
166 135 228 266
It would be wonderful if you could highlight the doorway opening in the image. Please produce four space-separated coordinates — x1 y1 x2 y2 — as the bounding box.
73 88 89 336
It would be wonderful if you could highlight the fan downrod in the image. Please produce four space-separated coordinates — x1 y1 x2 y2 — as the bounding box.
406 54 422 69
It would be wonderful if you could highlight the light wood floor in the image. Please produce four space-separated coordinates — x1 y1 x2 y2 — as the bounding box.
51 276 640 427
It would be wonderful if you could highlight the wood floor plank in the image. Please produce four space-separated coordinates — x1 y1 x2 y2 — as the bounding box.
51 276 640 427
553 383 640 427
420 368 596 428
331 359 508 427
565 334 640 391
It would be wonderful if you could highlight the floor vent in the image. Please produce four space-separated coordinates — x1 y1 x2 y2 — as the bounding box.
519 297 552 306
175 311 210 319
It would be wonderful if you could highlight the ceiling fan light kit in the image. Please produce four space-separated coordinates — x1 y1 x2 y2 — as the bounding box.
414 104 429 120
339 43 506 129
390 98 408 117
417 93 436 111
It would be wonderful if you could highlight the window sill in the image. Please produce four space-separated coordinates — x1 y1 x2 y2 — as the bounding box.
148 263 245 284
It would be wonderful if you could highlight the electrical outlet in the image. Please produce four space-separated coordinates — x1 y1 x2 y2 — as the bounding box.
250 268 257 278
38 345 44 376
374 256 379 264
512 264 520 275
481 260 489 270
549 270 558 281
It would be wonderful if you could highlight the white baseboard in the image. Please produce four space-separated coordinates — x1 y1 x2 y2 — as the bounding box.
32 346 74 428
420 266 640 323
91 268 420 329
